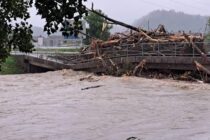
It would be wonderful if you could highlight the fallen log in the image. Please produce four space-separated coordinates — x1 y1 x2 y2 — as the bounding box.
89 9 140 32
108 58 119 73
90 9 169 43
183 34 207 58
79 75 100 82
194 61 210 75
101 39 120 47
133 59 147 76
127 137 141 140
81 85 103 90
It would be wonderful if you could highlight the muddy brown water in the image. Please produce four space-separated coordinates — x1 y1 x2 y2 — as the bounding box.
0 70 210 140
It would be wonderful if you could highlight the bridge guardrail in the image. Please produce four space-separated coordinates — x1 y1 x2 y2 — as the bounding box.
99 42 210 58
11 42 210 65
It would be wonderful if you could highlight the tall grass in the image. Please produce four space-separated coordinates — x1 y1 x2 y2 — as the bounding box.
0 56 24 75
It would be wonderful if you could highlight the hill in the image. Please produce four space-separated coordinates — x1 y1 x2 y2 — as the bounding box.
134 10 209 33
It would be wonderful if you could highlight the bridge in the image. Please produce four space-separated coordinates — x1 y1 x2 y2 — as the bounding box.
13 47 210 75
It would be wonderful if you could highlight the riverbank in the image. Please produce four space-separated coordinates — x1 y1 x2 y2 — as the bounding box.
0 70 210 140
0 56 24 75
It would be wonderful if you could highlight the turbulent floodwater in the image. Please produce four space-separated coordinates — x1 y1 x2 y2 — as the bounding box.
1 70 210 140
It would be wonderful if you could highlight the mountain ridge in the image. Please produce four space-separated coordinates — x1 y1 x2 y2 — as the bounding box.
133 10 209 33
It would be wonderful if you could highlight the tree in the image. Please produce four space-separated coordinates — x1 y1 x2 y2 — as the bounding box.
205 18 210 42
34 0 87 35
85 10 113 44
0 0 34 66
205 18 210 52
0 0 87 69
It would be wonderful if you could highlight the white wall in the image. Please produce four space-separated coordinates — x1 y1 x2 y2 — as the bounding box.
38 37 44 46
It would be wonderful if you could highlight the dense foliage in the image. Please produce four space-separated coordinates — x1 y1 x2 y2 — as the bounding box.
0 0 34 66
205 18 210 42
0 0 87 69
85 10 112 44
35 0 87 35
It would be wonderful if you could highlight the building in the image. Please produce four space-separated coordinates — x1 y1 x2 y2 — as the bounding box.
33 20 86 48
63 20 86 46
33 35 64 47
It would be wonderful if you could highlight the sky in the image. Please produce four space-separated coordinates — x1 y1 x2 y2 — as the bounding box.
29 0 210 27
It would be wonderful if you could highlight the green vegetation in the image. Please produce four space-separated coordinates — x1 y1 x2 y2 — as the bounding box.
35 48 80 53
205 18 210 52
0 0 86 69
205 35 210 42
0 0 34 67
0 56 24 75
85 9 113 44
205 18 210 42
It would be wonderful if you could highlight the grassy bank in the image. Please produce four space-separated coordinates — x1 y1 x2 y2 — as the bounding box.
0 56 24 75
35 48 80 53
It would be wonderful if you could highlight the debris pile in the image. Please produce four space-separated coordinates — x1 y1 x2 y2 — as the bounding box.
81 23 210 82
84 9 207 58
52 9 210 83
88 25 206 58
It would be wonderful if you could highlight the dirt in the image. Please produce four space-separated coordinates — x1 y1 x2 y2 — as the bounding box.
0 70 210 140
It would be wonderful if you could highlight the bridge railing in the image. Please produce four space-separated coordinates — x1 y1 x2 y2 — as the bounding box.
11 42 210 65
99 42 210 58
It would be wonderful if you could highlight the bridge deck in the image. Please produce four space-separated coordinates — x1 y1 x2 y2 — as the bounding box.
72 55 210 72
15 53 210 74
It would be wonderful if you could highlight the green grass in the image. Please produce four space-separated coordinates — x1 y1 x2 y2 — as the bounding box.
0 56 24 75
35 48 80 53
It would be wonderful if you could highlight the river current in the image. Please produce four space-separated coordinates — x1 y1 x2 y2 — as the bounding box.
0 70 210 140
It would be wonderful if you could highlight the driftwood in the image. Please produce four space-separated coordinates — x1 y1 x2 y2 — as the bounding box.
87 19 206 58
133 59 147 76
183 34 207 58
194 61 210 83
176 71 198 82
127 137 141 140
76 8 210 83
85 6 207 59
194 61 210 75
108 58 119 73
101 39 120 47
90 30 206 58
96 57 116 74
81 85 103 90
79 75 100 82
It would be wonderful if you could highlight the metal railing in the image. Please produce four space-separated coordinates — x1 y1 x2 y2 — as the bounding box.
99 42 210 58
11 42 210 65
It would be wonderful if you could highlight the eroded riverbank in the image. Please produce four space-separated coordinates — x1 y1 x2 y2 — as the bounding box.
0 70 210 140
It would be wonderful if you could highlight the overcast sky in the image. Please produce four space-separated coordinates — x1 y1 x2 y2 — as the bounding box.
29 0 210 27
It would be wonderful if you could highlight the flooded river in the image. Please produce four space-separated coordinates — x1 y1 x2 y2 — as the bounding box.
0 70 210 140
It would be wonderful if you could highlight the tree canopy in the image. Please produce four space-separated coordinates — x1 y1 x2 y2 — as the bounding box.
0 0 34 64
85 10 112 44
0 0 87 68
205 18 210 43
